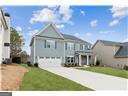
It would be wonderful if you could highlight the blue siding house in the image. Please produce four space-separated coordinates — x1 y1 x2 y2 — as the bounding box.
30 23 92 67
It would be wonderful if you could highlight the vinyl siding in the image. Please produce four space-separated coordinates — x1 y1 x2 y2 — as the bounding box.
93 42 128 69
34 37 65 63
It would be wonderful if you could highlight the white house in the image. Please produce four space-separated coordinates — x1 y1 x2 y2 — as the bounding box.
0 8 10 64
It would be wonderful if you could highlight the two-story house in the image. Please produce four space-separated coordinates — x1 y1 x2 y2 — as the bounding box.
30 23 92 67
0 8 10 64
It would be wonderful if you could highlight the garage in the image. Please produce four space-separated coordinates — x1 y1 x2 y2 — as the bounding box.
38 57 62 67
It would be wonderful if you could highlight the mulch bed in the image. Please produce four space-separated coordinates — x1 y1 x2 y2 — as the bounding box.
0 64 28 91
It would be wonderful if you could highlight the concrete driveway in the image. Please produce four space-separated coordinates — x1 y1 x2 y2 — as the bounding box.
40 66 128 90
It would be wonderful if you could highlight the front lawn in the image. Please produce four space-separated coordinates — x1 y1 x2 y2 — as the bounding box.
20 65 92 91
77 67 128 79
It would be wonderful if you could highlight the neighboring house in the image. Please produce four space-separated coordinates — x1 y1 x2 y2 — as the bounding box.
92 40 128 69
0 8 10 64
30 23 92 67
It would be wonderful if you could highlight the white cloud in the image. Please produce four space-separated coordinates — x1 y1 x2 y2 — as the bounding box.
28 27 31 30
85 32 92 36
109 19 119 26
123 38 128 42
74 33 80 37
29 29 38 36
99 30 114 34
74 32 92 41
30 6 73 25
30 8 57 24
59 6 73 23
80 10 85 16
16 26 22 32
90 20 98 27
110 6 128 19
56 24 65 29
109 6 128 27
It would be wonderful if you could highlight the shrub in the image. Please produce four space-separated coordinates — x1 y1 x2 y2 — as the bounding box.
64 63 78 67
123 65 128 70
2 59 12 64
27 61 33 67
34 63 38 67
95 59 100 66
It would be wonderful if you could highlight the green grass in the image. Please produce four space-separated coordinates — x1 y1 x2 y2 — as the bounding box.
77 67 128 79
20 65 92 91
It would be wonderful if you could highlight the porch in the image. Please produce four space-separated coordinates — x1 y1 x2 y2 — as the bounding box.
75 50 93 66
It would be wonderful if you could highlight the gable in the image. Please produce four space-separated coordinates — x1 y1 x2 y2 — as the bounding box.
37 24 64 39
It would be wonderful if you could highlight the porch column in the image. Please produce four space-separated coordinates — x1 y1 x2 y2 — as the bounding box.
87 55 89 65
79 54 82 66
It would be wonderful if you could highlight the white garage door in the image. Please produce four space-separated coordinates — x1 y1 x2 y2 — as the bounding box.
38 57 62 67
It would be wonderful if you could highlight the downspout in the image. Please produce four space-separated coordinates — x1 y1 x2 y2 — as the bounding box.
33 37 36 64
63 41 65 66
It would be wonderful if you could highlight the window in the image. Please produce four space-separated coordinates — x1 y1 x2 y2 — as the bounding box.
51 57 55 59
68 43 74 50
74 43 75 50
57 57 60 59
80 44 84 50
66 57 74 63
65 42 67 50
40 57 44 59
87 45 91 49
55 41 57 49
44 40 55 49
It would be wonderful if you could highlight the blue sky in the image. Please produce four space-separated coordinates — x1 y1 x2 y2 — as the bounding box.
3 6 128 54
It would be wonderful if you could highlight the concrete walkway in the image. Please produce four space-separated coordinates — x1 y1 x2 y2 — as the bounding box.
40 66 128 90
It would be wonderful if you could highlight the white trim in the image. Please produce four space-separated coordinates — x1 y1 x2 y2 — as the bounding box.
64 42 65 63
32 23 64 39
87 55 89 65
33 37 36 63
79 54 81 66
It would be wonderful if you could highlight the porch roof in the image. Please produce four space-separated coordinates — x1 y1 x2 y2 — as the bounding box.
75 50 93 55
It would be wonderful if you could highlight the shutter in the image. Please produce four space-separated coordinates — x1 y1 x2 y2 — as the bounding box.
44 40 46 48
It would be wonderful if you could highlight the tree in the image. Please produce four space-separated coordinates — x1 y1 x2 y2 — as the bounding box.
10 27 24 59
20 51 29 63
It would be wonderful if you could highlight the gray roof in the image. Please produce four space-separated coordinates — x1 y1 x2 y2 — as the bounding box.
99 40 123 46
61 33 90 44
115 42 128 57
97 40 128 58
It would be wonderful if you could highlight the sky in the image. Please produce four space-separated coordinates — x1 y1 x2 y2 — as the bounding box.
3 6 128 54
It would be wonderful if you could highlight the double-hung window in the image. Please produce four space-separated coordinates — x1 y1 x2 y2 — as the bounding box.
44 40 56 49
68 42 74 50
80 44 84 50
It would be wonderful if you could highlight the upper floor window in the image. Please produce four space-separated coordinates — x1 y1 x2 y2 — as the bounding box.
44 40 56 49
87 45 91 49
65 42 67 50
80 44 84 50
67 42 74 50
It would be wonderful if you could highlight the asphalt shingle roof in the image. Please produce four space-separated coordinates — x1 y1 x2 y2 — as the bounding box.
61 33 89 44
99 40 123 46
115 42 128 57
99 40 128 58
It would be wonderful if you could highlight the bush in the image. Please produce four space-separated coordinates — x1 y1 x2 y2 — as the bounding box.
27 61 33 67
123 65 128 70
64 63 78 67
34 63 38 67
95 59 100 66
2 59 12 64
